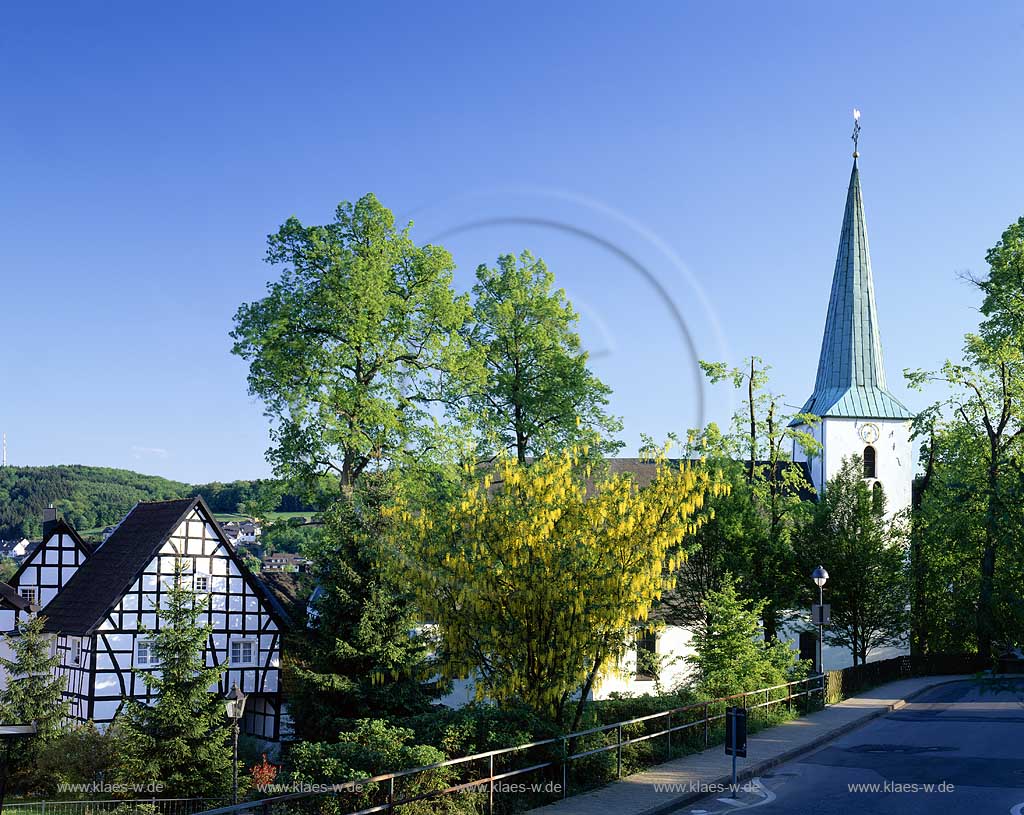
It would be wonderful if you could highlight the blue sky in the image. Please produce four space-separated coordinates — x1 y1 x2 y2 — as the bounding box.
1 2 1022 483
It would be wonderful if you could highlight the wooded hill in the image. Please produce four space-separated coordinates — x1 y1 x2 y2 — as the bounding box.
0 465 320 540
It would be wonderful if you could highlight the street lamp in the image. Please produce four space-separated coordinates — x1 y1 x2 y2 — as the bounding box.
811 566 829 675
225 683 247 804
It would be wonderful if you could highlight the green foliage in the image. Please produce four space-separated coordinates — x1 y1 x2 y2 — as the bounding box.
798 457 908 665
0 558 17 583
0 465 319 541
261 519 322 556
394 447 725 729
659 436 768 629
680 358 819 640
467 251 623 463
403 703 560 757
287 720 457 814
687 575 805 699
907 216 1024 657
0 614 69 792
231 193 483 490
33 722 118 796
286 473 440 741
113 560 232 797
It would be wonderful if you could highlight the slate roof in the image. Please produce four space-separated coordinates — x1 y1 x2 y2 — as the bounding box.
40 497 284 636
0 581 35 612
599 458 815 501
794 159 913 423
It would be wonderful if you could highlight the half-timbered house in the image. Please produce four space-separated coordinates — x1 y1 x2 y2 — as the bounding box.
38 497 286 739
8 509 92 615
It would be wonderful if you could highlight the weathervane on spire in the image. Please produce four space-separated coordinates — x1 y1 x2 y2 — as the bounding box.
851 108 861 158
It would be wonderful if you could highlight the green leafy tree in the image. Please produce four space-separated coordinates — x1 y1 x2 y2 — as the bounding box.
393 447 725 729
910 421 994 653
659 427 768 629
114 561 232 797
687 575 804 699
231 194 483 491
287 719 454 815
0 615 68 792
695 359 819 639
287 473 440 741
467 251 623 463
798 457 908 665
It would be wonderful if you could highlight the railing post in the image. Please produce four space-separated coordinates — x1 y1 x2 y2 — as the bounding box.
703 702 709 746
666 711 672 757
489 754 494 815
561 736 569 799
616 724 622 779
388 777 395 814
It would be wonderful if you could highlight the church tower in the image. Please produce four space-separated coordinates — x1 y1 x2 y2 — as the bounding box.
792 127 914 515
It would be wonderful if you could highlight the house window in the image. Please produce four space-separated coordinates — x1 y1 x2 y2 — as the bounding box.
70 638 82 666
136 639 157 667
193 574 210 592
635 629 658 681
863 446 876 479
20 588 36 605
230 638 257 666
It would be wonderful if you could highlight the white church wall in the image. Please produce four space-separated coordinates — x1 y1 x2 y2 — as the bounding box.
793 418 912 516
822 418 912 516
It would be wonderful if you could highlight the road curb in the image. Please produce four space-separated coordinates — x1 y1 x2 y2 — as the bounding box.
633 675 977 815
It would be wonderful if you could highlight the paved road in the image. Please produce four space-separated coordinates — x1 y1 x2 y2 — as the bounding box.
685 679 1024 815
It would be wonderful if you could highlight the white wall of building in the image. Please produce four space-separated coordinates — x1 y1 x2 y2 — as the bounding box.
794 417 913 516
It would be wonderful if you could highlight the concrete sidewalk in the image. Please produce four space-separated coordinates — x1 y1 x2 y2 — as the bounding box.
530 674 976 815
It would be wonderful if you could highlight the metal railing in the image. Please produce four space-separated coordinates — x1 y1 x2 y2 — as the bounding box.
3 798 226 815
197 675 825 815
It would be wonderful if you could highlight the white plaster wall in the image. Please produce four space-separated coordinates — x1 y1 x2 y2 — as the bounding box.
778 617 909 672
592 626 696 698
794 418 912 517
437 626 699 708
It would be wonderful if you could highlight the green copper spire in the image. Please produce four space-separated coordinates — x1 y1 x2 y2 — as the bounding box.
796 158 913 421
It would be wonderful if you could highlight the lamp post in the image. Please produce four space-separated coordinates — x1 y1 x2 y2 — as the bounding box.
225 683 247 804
811 566 829 675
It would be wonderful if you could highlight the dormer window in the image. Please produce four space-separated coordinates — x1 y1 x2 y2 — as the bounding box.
863 446 876 479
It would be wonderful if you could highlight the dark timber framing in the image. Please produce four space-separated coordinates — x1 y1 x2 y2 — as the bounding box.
40 498 285 740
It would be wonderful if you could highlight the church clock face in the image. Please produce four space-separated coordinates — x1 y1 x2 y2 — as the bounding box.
859 423 880 444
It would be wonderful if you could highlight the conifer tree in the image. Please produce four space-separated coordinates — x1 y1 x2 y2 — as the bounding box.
114 560 233 797
687 576 803 699
287 472 440 740
0 614 69 792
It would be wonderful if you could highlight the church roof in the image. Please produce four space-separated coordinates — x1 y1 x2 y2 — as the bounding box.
795 159 913 423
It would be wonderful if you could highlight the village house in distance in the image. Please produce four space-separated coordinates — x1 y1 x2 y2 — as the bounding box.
2 498 287 740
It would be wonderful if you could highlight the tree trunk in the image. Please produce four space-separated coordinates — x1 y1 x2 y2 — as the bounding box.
977 438 1000 659
747 358 756 480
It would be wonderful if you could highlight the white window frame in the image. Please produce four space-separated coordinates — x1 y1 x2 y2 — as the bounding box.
229 637 257 667
136 639 158 667
193 573 210 593
20 588 37 605
70 637 82 666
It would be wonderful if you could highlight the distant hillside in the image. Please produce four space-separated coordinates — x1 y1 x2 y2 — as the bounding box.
0 465 323 540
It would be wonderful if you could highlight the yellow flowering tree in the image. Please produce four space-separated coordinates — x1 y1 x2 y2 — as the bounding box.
390 448 728 728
